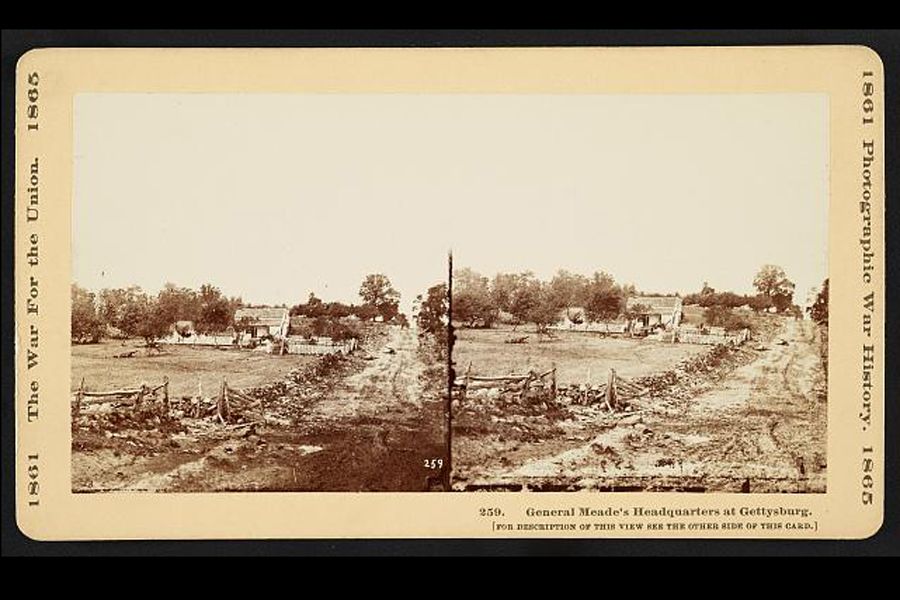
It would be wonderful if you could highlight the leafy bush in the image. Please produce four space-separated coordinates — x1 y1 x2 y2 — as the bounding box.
294 316 361 341
704 306 752 331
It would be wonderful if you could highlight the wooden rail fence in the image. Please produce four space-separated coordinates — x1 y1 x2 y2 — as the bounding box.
453 363 648 412
72 376 170 417
453 361 558 403
555 369 648 411
72 376 264 428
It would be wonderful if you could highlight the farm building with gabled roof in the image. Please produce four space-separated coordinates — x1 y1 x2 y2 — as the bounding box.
626 295 683 329
234 307 290 339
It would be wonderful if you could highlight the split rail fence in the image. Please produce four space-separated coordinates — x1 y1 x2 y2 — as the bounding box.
72 376 265 430
453 363 648 412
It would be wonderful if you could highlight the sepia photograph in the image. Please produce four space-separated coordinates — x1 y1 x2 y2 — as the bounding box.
69 94 451 492
448 94 830 493
12 43 886 542
68 92 832 495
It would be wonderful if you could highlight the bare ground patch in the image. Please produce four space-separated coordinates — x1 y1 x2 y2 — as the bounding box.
452 317 827 493
72 326 447 492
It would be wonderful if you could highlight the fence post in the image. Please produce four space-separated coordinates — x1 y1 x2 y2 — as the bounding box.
585 367 591 405
461 361 472 403
223 380 230 420
136 382 147 410
520 370 535 401
162 376 169 415
74 377 85 417
550 363 557 401
605 368 617 412
217 379 230 424
194 378 203 418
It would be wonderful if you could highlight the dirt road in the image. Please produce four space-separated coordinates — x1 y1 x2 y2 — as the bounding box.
453 318 827 493
73 326 447 492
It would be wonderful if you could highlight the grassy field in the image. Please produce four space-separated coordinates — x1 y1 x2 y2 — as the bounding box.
453 326 707 385
72 341 318 398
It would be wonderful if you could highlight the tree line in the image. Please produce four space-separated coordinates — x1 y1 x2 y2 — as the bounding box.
289 273 401 323
72 273 404 344
683 265 798 313
452 268 638 333
71 283 241 344
452 264 804 334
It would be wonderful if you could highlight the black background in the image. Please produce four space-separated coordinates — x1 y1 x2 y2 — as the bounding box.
2 29 898 557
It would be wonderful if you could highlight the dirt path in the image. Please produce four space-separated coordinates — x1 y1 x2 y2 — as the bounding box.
73 326 447 493
678 319 827 491
305 327 426 423
454 318 827 493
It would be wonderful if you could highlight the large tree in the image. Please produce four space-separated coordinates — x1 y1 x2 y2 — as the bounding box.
526 282 565 334
98 285 145 334
71 284 104 343
452 267 497 328
156 283 200 327
753 264 796 312
138 299 174 345
359 273 400 322
489 272 521 316
416 283 448 358
808 279 829 326
113 287 152 339
305 292 325 318
104 288 169 344
196 284 233 334
549 269 590 315
504 273 541 327
583 271 624 322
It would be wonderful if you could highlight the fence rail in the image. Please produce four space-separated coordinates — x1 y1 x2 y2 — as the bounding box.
286 337 358 355
453 362 556 402
554 369 647 411
71 375 264 429
452 362 648 412
71 376 170 415
676 327 750 346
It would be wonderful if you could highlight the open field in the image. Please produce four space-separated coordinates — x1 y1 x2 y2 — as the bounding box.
72 342 319 399
453 326 708 385
71 326 448 492
452 317 827 493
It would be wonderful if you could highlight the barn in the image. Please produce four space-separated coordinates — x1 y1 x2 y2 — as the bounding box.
626 296 683 330
234 307 290 339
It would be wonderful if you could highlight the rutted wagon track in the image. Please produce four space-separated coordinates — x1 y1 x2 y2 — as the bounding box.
453 318 827 493
72 326 447 493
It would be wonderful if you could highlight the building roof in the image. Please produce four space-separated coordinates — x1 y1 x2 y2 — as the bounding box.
234 307 289 327
626 296 682 314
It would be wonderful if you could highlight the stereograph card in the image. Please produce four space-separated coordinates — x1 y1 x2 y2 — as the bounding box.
13 46 885 540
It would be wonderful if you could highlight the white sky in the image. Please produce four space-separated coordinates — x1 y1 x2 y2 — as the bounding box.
74 93 828 312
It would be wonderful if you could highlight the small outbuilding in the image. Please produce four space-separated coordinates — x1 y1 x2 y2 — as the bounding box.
626 296 683 330
234 307 290 339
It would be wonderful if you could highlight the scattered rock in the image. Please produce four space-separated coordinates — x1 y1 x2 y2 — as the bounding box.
618 414 643 426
